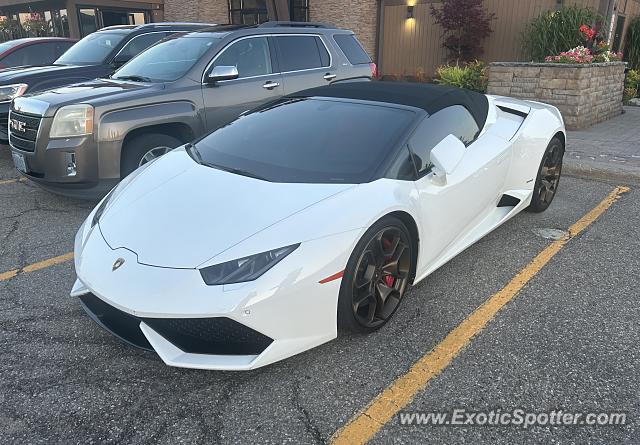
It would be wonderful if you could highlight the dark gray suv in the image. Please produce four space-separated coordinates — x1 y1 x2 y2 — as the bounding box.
9 22 375 197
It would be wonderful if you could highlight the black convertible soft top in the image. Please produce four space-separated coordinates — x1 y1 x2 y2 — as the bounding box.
291 81 489 130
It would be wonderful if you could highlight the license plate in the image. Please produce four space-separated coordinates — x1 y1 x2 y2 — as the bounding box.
11 151 27 173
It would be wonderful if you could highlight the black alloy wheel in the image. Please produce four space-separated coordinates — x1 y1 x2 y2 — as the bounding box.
528 137 564 213
338 217 414 333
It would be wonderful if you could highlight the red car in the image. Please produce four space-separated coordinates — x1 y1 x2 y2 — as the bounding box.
0 37 76 69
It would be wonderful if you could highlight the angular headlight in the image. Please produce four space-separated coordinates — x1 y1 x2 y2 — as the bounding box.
200 244 300 285
0 83 27 102
50 104 94 138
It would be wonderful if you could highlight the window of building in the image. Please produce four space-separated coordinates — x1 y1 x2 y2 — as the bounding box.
78 8 98 37
289 0 308 22
274 35 329 72
408 106 480 176
229 0 269 25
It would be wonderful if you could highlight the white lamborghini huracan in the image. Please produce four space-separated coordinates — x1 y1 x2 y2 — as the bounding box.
71 82 565 370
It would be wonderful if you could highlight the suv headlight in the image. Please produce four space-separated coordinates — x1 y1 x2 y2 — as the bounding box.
50 104 94 138
0 83 27 102
200 244 300 285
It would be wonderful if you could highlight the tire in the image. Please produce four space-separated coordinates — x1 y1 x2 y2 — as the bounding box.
527 137 564 213
337 216 415 334
120 133 182 177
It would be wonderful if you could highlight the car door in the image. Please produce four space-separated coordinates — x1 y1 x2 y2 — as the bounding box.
273 34 337 94
408 106 511 272
201 35 284 132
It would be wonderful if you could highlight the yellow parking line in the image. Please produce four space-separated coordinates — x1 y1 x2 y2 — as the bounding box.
0 177 27 186
0 252 74 282
330 185 630 445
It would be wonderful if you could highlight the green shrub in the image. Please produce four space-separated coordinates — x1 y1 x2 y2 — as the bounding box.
521 6 603 62
623 69 640 103
624 16 640 70
434 61 488 93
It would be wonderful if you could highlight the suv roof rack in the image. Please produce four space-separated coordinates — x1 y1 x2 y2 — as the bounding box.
258 21 332 29
134 22 219 30
100 25 137 31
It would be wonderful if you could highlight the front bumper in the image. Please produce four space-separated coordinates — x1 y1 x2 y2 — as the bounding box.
72 221 354 370
8 109 120 198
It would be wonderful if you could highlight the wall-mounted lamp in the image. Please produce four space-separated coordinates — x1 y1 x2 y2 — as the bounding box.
407 5 414 19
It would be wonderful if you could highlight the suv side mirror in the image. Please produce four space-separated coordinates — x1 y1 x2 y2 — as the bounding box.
430 134 465 180
206 66 239 84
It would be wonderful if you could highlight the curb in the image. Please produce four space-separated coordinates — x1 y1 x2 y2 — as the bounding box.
563 159 640 185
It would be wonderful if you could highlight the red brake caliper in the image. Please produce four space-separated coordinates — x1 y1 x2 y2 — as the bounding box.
381 237 395 287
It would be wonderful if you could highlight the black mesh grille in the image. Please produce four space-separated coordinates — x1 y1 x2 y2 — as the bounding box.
143 317 273 355
79 293 152 350
9 110 41 152
79 293 273 356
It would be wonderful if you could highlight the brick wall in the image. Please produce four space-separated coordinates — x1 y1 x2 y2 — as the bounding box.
309 0 378 60
163 0 380 60
164 0 228 24
487 62 626 129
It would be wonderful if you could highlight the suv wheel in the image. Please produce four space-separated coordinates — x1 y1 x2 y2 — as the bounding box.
121 133 182 177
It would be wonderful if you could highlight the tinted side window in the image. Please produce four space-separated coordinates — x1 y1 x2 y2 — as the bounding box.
116 32 167 61
333 34 371 65
56 42 75 58
408 106 479 175
275 35 327 72
386 146 416 181
213 37 272 78
0 44 58 67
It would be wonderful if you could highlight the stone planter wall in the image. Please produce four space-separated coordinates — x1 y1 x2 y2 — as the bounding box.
487 62 626 130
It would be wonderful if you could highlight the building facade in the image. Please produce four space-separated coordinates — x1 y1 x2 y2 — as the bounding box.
165 0 638 77
1 0 637 77
0 0 164 40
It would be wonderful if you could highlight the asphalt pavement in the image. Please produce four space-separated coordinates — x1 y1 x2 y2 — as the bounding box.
1 145 639 444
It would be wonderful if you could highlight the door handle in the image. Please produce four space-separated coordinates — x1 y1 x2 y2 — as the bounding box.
263 81 280 90
323 73 337 81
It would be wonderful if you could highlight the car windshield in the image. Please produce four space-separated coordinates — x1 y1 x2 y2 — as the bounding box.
113 36 219 82
55 32 125 65
192 98 415 184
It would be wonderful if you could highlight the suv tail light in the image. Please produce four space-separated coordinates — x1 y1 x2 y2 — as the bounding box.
369 62 378 79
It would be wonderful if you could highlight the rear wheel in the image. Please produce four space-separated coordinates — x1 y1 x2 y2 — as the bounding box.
121 133 182 177
528 137 564 213
338 216 414 334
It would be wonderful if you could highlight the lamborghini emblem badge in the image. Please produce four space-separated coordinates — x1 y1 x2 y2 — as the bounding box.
112 258 125 271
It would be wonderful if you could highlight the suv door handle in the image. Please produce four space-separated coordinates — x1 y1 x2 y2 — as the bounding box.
263 81 280 90
323 73 337 81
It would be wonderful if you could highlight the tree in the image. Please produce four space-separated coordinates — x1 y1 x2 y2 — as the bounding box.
430 0 495 64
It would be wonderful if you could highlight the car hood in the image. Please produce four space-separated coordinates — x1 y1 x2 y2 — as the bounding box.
13 78 155 117
0 63 93 82
98 148 354 269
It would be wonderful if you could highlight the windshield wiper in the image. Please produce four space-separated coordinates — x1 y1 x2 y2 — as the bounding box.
203 161 268 181
113 75 152 82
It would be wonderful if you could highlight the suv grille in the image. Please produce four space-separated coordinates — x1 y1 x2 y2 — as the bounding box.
79 293 273 356
8 110 41 152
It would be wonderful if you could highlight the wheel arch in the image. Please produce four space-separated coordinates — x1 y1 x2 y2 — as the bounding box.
384 210 420 284
121 122 195 149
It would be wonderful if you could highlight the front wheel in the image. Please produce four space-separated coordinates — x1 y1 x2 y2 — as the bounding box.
337 216 414 334
120 133 182 177
528 137 564 213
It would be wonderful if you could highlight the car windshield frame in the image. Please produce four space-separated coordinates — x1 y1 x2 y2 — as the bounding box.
190 97 419 184
54 31 126 66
